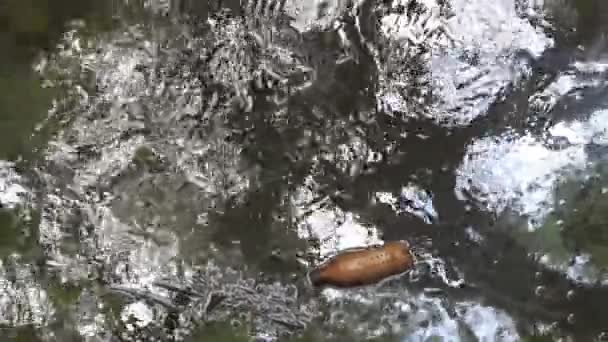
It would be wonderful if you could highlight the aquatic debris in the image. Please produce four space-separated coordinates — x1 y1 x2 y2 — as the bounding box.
375 184 439 224
102 263 316 341
308 240 415 288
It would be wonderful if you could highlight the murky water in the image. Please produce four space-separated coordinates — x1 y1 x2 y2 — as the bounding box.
1 0 608 341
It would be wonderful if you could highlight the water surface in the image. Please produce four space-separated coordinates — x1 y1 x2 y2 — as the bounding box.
1 0 608 341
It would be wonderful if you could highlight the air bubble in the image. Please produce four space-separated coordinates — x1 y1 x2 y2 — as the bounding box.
534 285 545 297
566 313 575 325
566 290 575 301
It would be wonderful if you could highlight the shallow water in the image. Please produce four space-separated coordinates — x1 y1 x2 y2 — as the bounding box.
1 0 608 341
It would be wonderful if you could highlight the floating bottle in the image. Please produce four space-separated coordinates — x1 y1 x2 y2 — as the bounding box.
307 240 415 288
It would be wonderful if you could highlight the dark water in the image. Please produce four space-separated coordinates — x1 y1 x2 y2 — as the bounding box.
1 0 608 341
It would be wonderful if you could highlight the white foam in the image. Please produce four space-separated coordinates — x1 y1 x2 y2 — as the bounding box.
318 287 520 341
375 184 438 224
93 205 181 288
531 60 608 115
375 0 552 125
456 303 520 342
283 0 349 32
322 289 520 341
573 60 608 73
0 259 55 327
36 24 258 335
549 109 608 145
293 178 383 259
403 298 520 341
530 74 579 115
539 253 608 285
456 133 586 226
376 0 442 117
121 301 154 329
431 0 553 125
0 161 28 209
404 296 460 342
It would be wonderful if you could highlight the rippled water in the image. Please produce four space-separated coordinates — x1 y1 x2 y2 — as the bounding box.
1 0 608 341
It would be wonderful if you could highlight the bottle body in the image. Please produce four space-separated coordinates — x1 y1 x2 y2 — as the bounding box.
308 240 415 288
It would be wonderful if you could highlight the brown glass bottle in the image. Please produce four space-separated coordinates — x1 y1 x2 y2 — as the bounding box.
308 240 415 288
